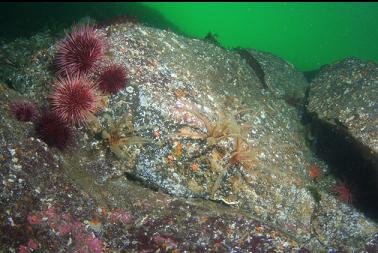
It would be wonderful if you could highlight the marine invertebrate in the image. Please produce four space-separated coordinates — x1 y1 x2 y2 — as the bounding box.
35 110 73 150
334 182 353 204
308 164 322 181
9 100 38 122
229 136 258 171
177 102 257 168
101 114 151 159
177 103 239 146
98 64 128 94
49 74 101 125
54 24 105 76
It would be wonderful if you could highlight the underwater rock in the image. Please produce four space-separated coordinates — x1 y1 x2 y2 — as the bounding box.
239 48 309 108
307 57 378 171
0 21 377 252
0 30 56 97
0 81 305 253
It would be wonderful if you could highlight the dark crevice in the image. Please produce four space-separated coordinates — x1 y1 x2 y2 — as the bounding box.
301 88 378 221
303 69 321 83
124 171 160 192
235 48 268 90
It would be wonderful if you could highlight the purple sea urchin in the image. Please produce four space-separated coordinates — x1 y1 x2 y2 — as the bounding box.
9 100 38 122
98 65 128 94
54 24 105 77
49 74 100 125
35 110 73 150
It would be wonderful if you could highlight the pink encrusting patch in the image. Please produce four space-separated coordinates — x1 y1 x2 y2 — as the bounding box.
109 210 133 224
27 214 43 225
54 24 105 77
24 207 104 253
27 239 39 250
49 74 100 125
74 234 103 253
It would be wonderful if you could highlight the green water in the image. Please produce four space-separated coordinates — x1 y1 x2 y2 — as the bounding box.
1 2 378 71
143 2 378 71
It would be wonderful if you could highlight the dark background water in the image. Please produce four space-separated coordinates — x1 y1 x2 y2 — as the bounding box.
0 2 185 38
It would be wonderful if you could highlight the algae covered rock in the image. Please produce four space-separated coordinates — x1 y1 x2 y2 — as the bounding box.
237 48 309 107
308 57 378 167
0 19 377 252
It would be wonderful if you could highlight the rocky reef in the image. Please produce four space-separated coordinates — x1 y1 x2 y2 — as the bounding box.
0 19 377 252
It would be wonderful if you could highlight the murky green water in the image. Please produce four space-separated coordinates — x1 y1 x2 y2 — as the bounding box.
1 2 378 71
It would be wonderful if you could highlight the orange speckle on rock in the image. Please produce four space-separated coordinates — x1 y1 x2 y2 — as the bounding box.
101 208 107 217
175 143 183 158
255 226 264 232
50 223 58 230
199 216 208 223
90 219 101 225
167 155 174 162
309 164 322 181
191 163 199 172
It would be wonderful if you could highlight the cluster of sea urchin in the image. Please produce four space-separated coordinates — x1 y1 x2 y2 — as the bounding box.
12 22 130 151
37 24 107 150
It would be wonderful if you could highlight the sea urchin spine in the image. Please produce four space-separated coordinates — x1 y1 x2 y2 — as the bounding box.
54 24 105 77
49 74 101 125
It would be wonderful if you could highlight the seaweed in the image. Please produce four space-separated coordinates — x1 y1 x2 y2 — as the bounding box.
203 32 222 47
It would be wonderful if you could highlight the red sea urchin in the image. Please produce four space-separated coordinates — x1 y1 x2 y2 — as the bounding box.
98 64 128 94
54 24 105 77
35 111 73 150
334 182 353 204
10 100 38 122
49 74 100 125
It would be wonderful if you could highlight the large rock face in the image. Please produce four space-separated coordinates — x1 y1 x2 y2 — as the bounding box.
239 48 309 106
307 57 378 167
1 22 377 252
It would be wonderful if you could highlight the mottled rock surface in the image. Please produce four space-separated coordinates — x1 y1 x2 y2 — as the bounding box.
1 21 377 252
307 57 378 169
242 48 309 106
